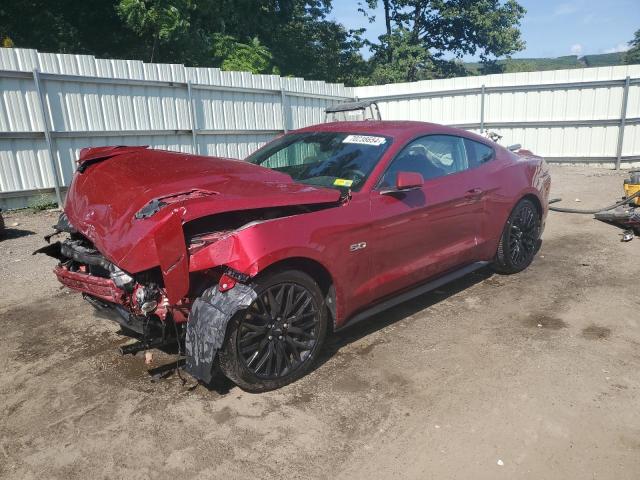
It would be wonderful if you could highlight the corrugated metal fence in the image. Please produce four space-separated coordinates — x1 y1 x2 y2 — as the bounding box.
0 48 353 209
354 65 640 168
1 47 640 209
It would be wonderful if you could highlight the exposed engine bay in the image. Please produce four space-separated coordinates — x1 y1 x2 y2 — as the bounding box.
36 214 172 342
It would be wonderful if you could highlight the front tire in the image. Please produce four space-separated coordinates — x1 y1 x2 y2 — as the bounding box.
217 269 328 392
493 198 541 274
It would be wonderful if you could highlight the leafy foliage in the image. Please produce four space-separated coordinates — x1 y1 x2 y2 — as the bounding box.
624 29 640 65
213 36 280 74
0 0 140 58
367 29 436 84
117 0 194 61
29 193 58 212
465 52 629 74
3 0 632 87
361 0 526 82
583 53 625 68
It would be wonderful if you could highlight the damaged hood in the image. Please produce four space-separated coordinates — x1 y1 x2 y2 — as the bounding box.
64 147 341 272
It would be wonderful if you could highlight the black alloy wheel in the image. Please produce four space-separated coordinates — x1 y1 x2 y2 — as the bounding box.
238 282 320 379
217 269 328 392
508 203 539 268
493 198 541 274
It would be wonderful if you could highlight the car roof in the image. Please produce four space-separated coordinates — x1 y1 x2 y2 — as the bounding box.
294 120 486 144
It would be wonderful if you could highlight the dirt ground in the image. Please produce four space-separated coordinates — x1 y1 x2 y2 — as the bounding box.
1 165 639 480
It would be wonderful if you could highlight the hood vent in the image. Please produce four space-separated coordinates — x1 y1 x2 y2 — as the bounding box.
135 189 218 219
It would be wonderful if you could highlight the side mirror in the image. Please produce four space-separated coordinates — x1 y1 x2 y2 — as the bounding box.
381 171 424 194
397 171 424 190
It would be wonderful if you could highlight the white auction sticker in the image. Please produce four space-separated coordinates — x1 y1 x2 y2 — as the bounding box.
342 135 386 146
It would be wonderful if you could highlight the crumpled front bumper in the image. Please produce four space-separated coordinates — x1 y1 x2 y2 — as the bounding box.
54 265 168 335
54 265 125 304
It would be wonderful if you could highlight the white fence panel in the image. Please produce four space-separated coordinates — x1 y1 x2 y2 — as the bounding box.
3 46 640 210
0 47 353 208
355 65 640 166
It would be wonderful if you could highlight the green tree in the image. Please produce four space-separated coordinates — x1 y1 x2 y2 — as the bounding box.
267 13 368 85
0 0 140 58
117 0 194 62
368 29 435 84
362 0 526 83
115 0 367 83
624 29 640 65
212 35 279 74
0 0 364 82
211 1 367 84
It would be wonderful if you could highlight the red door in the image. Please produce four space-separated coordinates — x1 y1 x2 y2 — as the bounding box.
361 134 485 302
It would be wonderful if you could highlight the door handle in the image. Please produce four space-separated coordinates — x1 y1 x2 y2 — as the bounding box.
464 188 484 198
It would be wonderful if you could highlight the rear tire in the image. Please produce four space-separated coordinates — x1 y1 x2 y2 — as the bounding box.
493 199 541 274
217 269 328 392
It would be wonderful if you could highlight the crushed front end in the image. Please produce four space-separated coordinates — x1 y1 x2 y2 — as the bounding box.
35 146 342 383
36 213 192 352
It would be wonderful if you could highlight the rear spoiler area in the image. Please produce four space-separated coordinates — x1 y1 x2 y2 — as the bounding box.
77 145 149 172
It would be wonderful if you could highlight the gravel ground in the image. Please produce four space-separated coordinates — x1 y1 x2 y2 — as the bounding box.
1 165 639 480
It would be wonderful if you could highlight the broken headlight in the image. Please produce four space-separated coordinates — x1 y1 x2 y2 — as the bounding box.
134 284 159 314
109 265 134 289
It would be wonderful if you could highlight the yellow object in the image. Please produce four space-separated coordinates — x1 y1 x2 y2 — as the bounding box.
624 181 640 205
624 170 640 205
333 178 353 187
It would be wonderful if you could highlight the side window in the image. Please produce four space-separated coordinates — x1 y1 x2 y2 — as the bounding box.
379 135 469 188
464 138 495 169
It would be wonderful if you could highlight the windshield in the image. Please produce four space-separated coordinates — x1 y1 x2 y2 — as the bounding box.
246 132 392 191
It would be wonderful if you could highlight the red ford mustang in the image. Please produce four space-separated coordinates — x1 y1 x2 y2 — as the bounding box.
38 121 550 391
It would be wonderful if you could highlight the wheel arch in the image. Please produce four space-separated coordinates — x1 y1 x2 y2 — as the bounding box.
255 256 338 328
520 193 543 218
258 257 333 292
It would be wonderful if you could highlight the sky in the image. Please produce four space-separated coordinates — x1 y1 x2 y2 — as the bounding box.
330 0 640 59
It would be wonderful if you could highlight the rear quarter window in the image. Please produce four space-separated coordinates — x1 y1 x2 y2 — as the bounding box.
464 139 495 169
